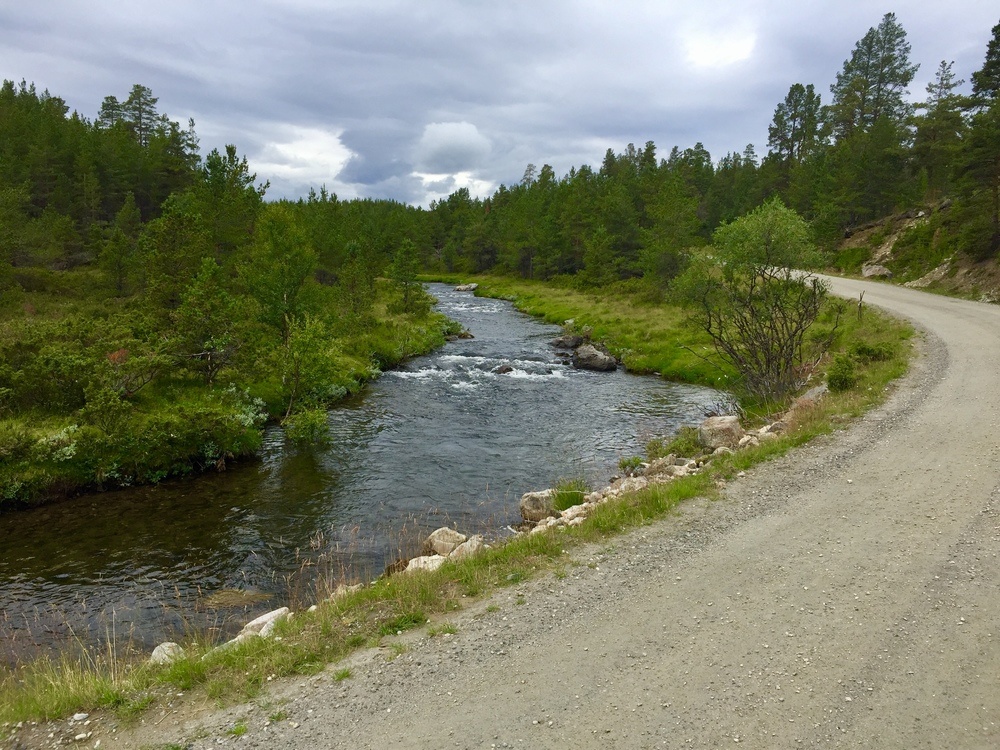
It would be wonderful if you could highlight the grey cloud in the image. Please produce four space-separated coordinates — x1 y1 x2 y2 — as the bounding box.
414 122 491 173
1 1 997 204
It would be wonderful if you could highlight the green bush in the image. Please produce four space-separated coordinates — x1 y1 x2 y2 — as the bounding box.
850 340 894 362
283 407 331 445
618 455 644 476
827 354 858 392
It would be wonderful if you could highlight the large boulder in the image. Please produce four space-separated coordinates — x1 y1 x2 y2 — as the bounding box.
520 489 558 522
698 416 744 450
861 264 893 279
571 344 617 372
454 283 478 292
449 535 486 560
789 384 828 412
423 527 467 556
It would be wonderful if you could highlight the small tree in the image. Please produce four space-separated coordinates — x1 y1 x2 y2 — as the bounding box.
173 257 240 384
388 238 421 312
676 199 836 401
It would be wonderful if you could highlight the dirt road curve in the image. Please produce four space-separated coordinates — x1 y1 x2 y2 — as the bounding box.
125 278 1000 749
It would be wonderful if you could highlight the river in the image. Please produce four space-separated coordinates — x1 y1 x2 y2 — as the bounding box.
0 284 721 664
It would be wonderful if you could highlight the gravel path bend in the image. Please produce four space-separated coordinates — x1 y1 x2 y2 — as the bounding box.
111 278 1000 749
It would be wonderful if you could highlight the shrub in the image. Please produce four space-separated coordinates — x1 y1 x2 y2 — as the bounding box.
850 341 894 362
282 407 331 445
827 354 858 392
674 200 835 400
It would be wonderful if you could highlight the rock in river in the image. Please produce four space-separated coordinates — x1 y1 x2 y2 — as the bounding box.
571 344 617 372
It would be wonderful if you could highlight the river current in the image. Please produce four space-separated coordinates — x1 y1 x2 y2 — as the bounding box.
0 284 721 663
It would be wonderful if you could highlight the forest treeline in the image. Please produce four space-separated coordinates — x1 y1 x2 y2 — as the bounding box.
1 13 998 506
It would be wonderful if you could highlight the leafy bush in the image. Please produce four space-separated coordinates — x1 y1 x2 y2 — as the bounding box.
674 200 833 400
618 456 644 476
827 354 858 392
850 340 894 362
283 407 331 445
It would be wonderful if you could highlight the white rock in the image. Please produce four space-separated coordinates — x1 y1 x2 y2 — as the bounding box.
404 555 446 573
712 446 734 456
329 583 365 600
520 489 558 522
72 713 89 722
449 535 485 560
699 416 744 449
424 527 467 556
149 642 184 665
242 607 290 636
617 476 649 494
260 613 291 638
212 631 258 656
561 503 589 521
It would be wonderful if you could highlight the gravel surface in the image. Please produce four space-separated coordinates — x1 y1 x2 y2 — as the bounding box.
9 277 1000 749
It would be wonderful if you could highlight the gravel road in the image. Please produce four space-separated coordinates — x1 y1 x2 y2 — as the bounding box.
52 279 1000 749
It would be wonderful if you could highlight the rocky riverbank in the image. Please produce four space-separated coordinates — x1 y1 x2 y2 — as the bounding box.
149 382 827 669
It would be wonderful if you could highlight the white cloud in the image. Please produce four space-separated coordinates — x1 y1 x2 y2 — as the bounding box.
413 171 494 207
684 24 758 69
3 1 998 205
414 121 492 174
251 125 355 193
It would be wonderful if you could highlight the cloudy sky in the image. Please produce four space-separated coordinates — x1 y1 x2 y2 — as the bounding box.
2 1 997 205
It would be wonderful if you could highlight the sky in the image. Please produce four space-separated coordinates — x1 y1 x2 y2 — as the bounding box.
2 1 997 206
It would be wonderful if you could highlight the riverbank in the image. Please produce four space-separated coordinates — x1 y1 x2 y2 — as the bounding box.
0 277 460 511
0 277 913 733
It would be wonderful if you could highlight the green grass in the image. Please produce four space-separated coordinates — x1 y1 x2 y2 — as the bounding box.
0 277 914 725
552 477 589 511
464 276 738 387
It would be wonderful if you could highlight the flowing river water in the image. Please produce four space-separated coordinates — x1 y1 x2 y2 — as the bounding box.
0 285 722 664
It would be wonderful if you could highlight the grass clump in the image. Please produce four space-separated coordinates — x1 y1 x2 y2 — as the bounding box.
552 477 588 511
647 426 703 460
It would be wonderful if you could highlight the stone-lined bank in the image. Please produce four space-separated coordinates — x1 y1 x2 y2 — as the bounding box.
145 385 827 666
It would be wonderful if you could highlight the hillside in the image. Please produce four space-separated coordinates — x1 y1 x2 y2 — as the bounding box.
835 203 1000 303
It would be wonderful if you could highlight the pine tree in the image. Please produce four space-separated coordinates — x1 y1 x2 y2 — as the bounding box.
914 61 967 198
829 13 919 138
768 83 824 165
971 21 1000 102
